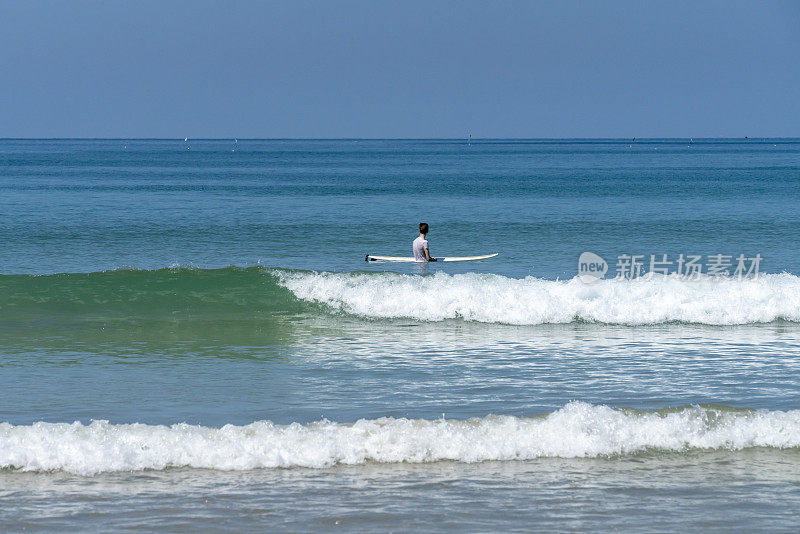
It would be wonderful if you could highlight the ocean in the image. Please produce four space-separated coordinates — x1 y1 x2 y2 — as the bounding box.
1 138 799 531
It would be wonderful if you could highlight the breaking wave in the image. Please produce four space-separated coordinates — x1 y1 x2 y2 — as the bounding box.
2 403 799 476
277 270 800 325
2 267 799 327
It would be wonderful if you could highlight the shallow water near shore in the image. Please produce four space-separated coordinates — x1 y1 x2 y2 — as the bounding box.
3 450 800 532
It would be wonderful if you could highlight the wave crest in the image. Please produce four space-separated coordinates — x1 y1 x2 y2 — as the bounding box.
277 271 800 325
2 403 799 476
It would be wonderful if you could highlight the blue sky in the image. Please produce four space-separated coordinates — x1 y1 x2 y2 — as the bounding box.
1 0 798 138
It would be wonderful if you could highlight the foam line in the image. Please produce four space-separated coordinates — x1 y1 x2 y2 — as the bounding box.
2 403 799 475
277 271 800 325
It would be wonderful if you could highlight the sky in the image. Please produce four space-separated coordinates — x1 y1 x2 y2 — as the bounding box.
1 0 798 138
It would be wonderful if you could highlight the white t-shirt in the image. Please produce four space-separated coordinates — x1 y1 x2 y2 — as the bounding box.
412 235 429 261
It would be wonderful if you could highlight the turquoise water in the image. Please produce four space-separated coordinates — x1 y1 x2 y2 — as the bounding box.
1 139 800 531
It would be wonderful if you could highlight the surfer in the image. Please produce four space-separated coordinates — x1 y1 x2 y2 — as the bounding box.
413 223 437 262
364 225 494 262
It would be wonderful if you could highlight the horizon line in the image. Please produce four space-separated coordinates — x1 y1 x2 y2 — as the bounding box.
1 136 798 141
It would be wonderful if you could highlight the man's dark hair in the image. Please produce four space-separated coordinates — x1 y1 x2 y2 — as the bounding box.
419 222 429 235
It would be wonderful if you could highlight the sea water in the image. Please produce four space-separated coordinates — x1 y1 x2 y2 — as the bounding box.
1 139 799 531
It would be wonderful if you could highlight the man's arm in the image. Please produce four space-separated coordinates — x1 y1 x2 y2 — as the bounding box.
425 248 437 262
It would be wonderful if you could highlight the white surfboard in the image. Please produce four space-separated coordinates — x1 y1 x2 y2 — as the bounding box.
365 253 498 262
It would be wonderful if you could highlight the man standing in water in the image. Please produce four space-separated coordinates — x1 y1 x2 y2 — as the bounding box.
413 222 437 262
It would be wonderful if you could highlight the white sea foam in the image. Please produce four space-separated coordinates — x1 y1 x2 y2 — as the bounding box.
2 403 799 476
276 271 800 325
